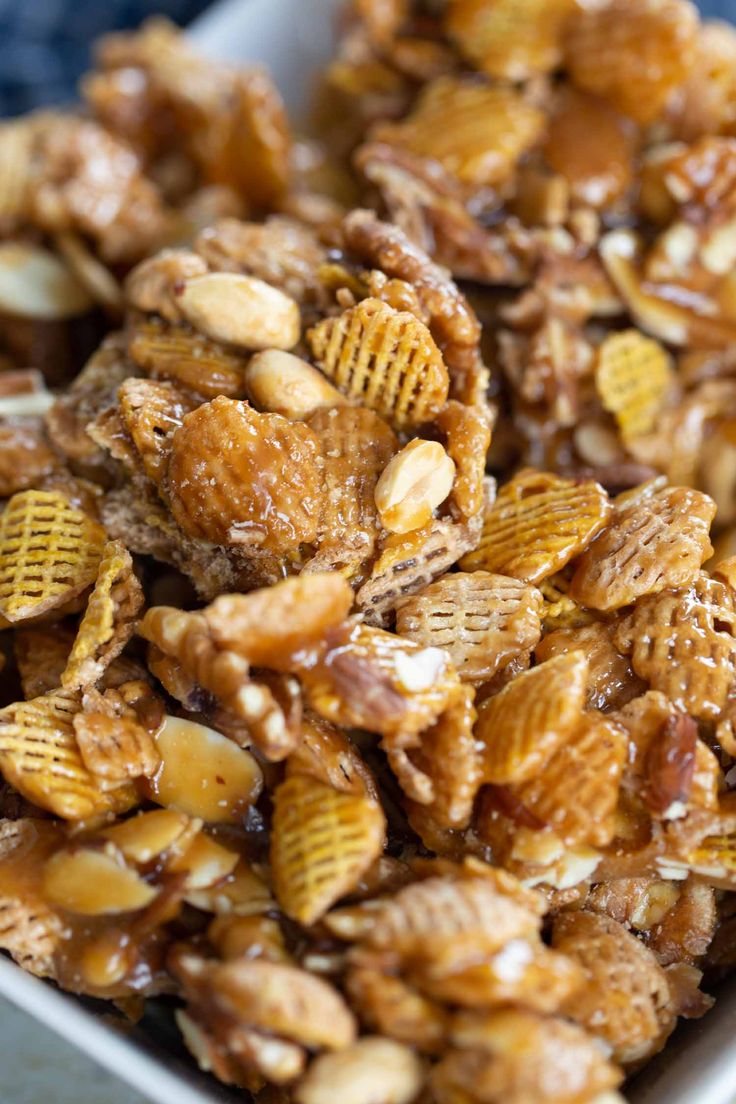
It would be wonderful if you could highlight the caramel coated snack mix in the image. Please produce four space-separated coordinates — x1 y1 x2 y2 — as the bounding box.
5 4 736 1103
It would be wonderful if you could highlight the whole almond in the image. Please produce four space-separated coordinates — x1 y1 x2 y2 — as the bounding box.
178 272 300 351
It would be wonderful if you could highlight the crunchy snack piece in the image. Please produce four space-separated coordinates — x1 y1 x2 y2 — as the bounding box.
72 684 161 783
307 406 397 577
514 713 627 847
461 470 611 584
0 490 107 624
553 910 679 1064
271 773 385 925
327 875 541 974
396 572 542 684
446 0 575 80
535 621 642 712
570 487 715 611
118 377 200 486
0 119 34 227
374 78 544 189
346 967 447 1053
435 401 491 523
613 572 736 720
477 652 588 785
432 1009 622 1104
0 819 65 978
300 621 461 745
596 330 675 443
167 397 323 553
356 517 482 622
285 715 377 800
295 1037 424 1104
0 689 138 820
129 317 249 400
565 0 700 125
61 541 143 690
400 684 481 822
308 298 449 431
0 418 58 498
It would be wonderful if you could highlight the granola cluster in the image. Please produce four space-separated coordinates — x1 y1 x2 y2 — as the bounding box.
1 4 736 1103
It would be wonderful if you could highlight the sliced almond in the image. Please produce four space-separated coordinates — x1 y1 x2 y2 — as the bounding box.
146 715 263 823
102 808 194 864
171 832 240 890
0 242 93 319
42 848 158 915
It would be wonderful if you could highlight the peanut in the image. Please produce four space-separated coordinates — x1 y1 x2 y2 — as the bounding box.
177 272 300 351
0 242 93 319
245 349 345 419
375 439 455 534
295 1038 423 1104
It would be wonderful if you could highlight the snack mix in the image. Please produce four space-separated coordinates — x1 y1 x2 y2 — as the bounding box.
5 3 736 1101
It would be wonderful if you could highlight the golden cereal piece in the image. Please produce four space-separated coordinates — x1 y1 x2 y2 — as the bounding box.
167 396 323 552
301 621 461 743
42 848 158 916
203 958 357 1050
570 486 716 611
307 298 449 431
327 874 540 975
306 406 398 577
346 967 448 1053
129 317 248 400
446 0 575 80
613 572 736 720
536 621 641 712
286 715 378 801
432 1009 622 1104
0 490 106 624
73 710 159 783
0 820 65 978
62 541 143 690
565 0 699 125
514 713 627 848
118 377 199 486
477 652 588 785
414 942 583 1014
669 834 736 888
357 517 481 623
396 571 543 684
373 78 544 189
397 684 481 824
460 470 611 584
553 910 677 1064
295 1038 423 1104
596 330 675 442
15 625 75 698
271 774 385 925
538 572 595 632
375 439 456 535
0 689 138 820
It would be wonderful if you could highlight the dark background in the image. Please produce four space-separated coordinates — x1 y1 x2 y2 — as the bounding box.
0 0 733 118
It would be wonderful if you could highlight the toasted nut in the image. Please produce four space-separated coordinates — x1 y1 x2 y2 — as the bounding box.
42 848 158 915
245 350 346 419
145 715 263 823
177 273 300 351
295 1038 424 1104
170 832 240 890
0 242 93 319
102 809 193 864
375 440 456 534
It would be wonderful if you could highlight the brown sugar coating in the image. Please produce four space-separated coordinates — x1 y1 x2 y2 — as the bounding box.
3 7 736 1102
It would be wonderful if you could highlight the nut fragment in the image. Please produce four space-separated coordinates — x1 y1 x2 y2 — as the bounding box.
295 1037 423 1104
177 272 301 351
244 350 345 419
42 848 158 916
375 439 456 534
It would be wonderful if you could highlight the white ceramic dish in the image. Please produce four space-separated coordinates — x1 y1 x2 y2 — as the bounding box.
1 2 735 1101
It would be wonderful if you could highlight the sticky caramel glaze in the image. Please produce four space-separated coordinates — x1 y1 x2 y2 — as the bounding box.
0 820 176 998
